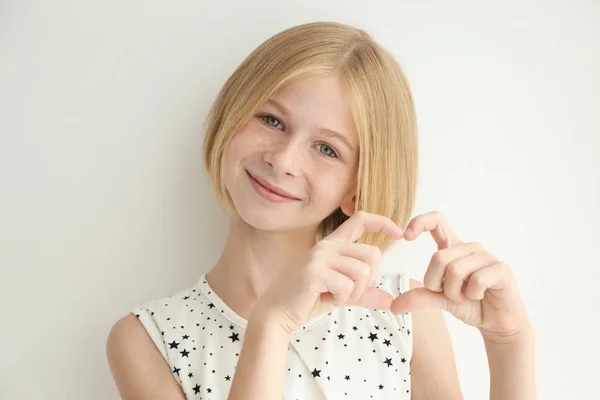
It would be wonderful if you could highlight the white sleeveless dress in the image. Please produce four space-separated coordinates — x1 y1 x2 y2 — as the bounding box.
132 272 413 399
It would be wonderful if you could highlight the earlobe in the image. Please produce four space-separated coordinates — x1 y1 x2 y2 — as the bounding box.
340 195 357 217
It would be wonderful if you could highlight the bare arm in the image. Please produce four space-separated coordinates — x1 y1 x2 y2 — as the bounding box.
106 311 291 400
227 309 291 400
408 278 536 399
485 325 536 400
409 279 464 400
106 314 187 400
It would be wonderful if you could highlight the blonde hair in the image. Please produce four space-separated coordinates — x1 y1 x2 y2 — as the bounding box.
202 21 418 253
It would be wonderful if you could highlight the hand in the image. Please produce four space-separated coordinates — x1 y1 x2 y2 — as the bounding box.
253 211 404 335
390 211 530 342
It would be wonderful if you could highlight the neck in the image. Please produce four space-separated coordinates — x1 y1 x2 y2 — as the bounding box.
206 215 318 320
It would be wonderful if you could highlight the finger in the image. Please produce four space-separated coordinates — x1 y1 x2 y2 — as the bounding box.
465 262 512 300
442 252 498 303
321 268 355 306
339 243 382 297
404 210 461 250
321 256 392 309
339 243 381 269
390 287 448 314
353 287 394 310
424 241 487 292
329 254 371 304
325 211 403 244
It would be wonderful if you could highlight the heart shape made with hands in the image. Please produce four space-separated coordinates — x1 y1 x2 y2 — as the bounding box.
343 210 466 314
330 210 524 333
385 211 525 335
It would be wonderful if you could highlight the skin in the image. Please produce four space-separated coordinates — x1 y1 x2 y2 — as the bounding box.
393 211 535 399
106 73 535 399
207 72 361 322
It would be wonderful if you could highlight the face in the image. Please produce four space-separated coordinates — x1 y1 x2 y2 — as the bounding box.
221 73 359 232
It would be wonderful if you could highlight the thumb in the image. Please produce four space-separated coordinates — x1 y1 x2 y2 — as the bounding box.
390 287 448 314
352 287 394 310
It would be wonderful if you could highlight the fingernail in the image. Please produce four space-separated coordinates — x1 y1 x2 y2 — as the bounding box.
404 228 413 237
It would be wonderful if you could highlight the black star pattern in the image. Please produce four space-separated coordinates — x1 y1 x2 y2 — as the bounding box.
131 272 412 398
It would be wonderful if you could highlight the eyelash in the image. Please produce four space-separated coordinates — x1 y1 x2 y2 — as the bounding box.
257 113 339 159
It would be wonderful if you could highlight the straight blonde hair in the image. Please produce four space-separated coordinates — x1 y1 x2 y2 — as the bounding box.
202 21 418 253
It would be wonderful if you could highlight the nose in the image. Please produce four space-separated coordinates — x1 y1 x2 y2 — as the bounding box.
263 135 304 177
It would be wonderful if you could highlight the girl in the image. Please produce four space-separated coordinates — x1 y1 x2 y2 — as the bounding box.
107 21 535 399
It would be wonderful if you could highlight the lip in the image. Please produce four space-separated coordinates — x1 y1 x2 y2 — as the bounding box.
246 171 299 202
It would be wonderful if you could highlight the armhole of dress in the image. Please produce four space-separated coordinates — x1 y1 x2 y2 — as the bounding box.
131 308 170 364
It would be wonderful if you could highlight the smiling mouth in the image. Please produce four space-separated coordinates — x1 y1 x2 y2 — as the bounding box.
246 171 300 202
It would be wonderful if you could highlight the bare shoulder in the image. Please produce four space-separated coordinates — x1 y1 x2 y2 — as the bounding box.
106 313 186 400
408 279 464 399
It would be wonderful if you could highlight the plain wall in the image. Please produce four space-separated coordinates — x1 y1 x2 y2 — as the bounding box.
1 1 599 398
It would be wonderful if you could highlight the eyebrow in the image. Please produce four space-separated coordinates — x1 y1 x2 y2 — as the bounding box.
265 99 356 152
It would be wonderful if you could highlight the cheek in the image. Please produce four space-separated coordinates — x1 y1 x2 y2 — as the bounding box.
229 126 269 158
310 168 354 202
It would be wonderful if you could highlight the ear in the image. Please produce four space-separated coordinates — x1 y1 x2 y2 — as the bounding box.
340 195 357 218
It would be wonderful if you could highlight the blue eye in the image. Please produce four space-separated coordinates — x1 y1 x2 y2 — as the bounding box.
317 144 338 159
260 114 283 130
258 114 339 159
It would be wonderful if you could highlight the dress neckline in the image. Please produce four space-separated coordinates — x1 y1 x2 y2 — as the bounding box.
194 272 331 337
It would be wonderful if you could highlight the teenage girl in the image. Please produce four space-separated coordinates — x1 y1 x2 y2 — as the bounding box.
107 21 535 399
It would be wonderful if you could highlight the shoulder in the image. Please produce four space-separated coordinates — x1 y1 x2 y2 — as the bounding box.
117 284 204 363
131 284 202 335
106 313 186 399
107 314 149 364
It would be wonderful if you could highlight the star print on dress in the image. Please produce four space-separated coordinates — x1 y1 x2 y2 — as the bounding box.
131 272 412 399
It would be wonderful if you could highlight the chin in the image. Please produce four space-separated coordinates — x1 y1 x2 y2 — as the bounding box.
234 202 294 230
233 200 324 234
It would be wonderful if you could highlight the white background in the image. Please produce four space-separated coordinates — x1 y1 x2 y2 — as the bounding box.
1 1 599 399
